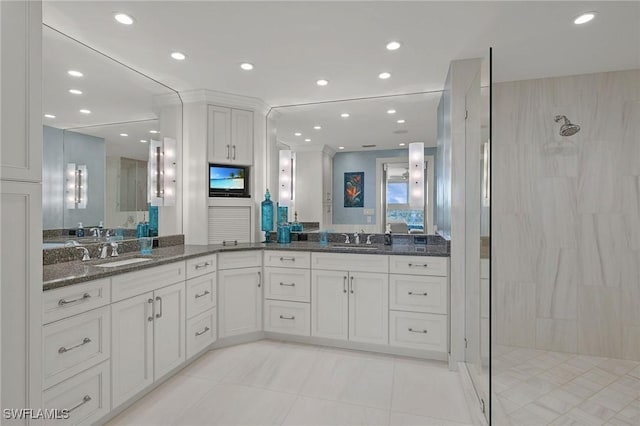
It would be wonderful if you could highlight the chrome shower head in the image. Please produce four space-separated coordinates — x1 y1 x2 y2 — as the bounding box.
554 115 581 136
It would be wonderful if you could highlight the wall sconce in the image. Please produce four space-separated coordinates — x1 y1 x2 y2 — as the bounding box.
149 137 177 207
482 140 490 206
65 163 88 209
278 149 292 207
409 142 424 209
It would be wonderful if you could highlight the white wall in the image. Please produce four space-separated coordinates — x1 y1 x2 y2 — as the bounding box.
493 69 640 360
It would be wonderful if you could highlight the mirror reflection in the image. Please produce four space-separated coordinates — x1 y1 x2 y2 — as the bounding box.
269 92 440 234
42 26 182 245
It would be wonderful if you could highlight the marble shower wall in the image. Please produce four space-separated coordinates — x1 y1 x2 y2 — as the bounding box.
493 69 640 360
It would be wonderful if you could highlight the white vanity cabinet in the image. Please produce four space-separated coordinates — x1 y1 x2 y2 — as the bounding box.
218 251 263 338
208 105 253 165
111 264 186 408
185 254 217 360
311 253 389 345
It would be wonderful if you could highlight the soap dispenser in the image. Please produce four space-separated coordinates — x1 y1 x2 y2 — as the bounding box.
77 222 85 238
384 223 392 245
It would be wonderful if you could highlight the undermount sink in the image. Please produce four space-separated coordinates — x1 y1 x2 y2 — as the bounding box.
94 257 152 268
331 245 380 251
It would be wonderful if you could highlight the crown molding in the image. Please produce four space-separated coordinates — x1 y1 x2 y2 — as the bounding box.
178 89 271 115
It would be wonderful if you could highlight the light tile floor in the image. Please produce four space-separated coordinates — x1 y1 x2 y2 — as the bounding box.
106 340 472 426
492 345 640 426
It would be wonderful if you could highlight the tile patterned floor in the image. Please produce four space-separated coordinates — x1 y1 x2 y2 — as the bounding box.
492 345 640 426
106 340 472 426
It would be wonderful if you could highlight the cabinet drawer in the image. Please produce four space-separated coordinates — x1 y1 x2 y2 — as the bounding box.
263 250 310 269
111 261 185 302
264 300 310 336
389 311 447 353
43 306 110 389
218 250 262 269
186 273 216 319
390 274 448 314
389 256 448 277
42 360 110 426
187 307 217 359
264 267 311 303
43 278 111 324
311 253 388 273
186 254 217 279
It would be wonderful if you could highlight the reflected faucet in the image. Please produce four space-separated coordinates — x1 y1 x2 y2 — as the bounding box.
341 233 350 244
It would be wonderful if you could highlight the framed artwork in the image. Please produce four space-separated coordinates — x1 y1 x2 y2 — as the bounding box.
344 172 364 207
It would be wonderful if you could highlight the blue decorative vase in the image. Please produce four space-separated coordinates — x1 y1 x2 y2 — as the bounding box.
261 190 274 242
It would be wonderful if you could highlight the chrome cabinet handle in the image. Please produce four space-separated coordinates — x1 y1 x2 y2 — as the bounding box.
279 257 295 262
195 326 210 337
408 263 429 268
408 291 428 296
257 271 262 288
279 315 295 320
194 262 211 270
343 276 347 293
408 328 428 334
226 144 230 159
68 395 91 413
222 240 238 246
195 290 211 299
58 293 91 306
148 298 154 322
155 296 163 319
233 145 237 160
279 282 295 287
58 337 91 354
350 276 354 294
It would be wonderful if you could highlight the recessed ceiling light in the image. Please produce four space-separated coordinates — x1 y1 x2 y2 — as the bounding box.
386 41 402 51
387 109 396 114
68 89 83 95
313 125 322 130
294 132 302 136
120 133 128 137
140 139 148 143
240 62 254 71
149 130 159 134
171 52 186 61
114 13 134 25
44 114 56 119
79 109 91 114
574 12 596 24
399 143 406 146
304 138 311 142
378 72 391 80
338 146 345 150
67 70 83 77
316 79 329 86
397 119 406 124
340 113 350 118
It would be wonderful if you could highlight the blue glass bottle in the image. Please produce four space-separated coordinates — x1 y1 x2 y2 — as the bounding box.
261 190 274 242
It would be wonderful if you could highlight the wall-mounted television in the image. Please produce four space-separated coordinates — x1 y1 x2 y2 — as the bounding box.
209 163 250 198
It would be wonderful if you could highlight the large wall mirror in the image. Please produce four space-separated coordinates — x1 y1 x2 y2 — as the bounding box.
42 26 182 245
267 91 441 234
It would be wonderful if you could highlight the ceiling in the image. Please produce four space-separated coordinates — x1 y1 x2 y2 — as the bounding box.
42 1 640 107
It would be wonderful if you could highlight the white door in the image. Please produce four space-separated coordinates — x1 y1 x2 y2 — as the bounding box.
231 108 253 165
311 270 349 341
111 292 154 408
207 105 232 163
348 272 389 345
218 267 262 338
153 282 186 380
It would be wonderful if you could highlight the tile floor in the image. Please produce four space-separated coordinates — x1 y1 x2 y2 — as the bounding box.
492 345 640 426
106 340 472 426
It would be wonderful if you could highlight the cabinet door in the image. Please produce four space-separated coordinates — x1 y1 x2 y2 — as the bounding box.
111 292 154 408
207 105 232 163
153 282 186 381
218 267 262 338
311 270 348 341
231 108 253 165
348 272 389 345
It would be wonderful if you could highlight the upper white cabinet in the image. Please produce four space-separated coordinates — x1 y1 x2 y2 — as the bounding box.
207 105 253 165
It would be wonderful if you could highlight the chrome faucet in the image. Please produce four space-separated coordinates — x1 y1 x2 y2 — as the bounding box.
353 232 360 245
366 235 373 245
341 233 350 244
76 247 91 261
98 241 119 259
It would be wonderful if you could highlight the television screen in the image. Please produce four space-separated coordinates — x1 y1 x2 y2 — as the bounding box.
210 165 246 190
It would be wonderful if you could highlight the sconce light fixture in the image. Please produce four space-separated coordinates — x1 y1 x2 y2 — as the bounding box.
278 149 292 207
483 140 490 206
65 163 88 209
149 137 177 206
409 142 424 209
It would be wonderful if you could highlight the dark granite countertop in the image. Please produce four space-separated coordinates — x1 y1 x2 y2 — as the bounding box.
43 241 449 291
